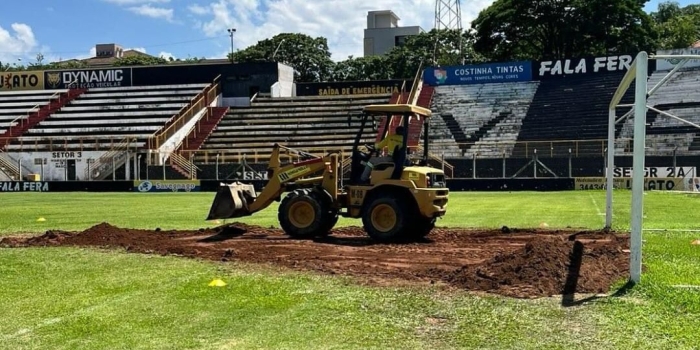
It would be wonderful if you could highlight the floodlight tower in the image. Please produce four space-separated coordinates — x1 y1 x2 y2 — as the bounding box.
434 0 464 64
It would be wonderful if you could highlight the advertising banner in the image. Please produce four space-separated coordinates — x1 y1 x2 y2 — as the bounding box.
133 180 200 192
0 70 44 91
574 177 685 191
534 54 635 79
44 68 132 89
656 48 700 71
0 181 50 192
424 61 532 86
606 166 696 179
295 79 409 96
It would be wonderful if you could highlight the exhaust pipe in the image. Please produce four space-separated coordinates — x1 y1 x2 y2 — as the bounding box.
207 182 258 220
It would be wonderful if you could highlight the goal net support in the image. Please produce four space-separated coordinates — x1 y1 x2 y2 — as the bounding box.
607 51 700 283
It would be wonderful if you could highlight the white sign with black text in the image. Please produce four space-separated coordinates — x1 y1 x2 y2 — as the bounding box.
606 166 696 179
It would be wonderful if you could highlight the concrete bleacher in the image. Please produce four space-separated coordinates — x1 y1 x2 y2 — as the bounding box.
512 72 635 157
616 67 700 156
193 94 392 163
0 89 68 135
4 84 209 151
428 82 540 158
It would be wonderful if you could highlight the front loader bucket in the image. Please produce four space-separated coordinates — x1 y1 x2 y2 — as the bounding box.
206 182 258 220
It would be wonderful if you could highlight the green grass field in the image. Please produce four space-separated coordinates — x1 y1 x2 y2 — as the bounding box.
1 190 700 349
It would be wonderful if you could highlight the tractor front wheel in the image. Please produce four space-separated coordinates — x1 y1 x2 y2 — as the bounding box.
362 196 409 242
278 189 325 238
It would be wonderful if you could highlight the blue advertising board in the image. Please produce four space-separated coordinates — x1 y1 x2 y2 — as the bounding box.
423 61 532 86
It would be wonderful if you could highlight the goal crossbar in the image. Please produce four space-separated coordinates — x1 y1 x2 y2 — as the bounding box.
605 52 700 283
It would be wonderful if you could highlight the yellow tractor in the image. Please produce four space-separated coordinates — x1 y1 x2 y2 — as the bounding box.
206 103 449 242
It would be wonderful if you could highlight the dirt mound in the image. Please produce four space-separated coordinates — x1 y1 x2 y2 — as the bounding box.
0 223 630 299
437 233 629 298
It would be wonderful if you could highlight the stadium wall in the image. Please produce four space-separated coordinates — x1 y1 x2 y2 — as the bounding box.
3 151 108 181
2 176 697 193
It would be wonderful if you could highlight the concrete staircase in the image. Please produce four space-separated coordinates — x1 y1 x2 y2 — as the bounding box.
0 88 87 149
179 107 229 153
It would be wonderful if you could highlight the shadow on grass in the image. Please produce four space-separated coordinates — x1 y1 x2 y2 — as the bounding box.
561 240 636 307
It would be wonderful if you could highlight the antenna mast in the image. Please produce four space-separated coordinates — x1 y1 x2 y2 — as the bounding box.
434 0 464 65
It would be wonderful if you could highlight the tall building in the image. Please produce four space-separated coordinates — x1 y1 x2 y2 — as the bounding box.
363 10 424 57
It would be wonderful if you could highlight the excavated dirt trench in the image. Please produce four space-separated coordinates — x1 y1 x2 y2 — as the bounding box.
0 223 630 299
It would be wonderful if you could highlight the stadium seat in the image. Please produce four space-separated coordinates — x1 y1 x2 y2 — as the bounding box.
616 67 700 155
429 82 540 158
0 89 68 135
4 84 209 151
193 94 392 163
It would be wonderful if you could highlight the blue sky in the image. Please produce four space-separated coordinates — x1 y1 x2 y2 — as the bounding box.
0 0 694 65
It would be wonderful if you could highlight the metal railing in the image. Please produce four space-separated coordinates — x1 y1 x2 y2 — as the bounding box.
146 75 221 150
172 136 700 164
441 138 649 158
415 145 454 178
0 149 20 180
0 136 140 152
85 137 136 180
169 152 199 179
182 146 353 165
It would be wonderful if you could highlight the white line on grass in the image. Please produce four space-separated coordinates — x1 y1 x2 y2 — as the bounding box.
588 193 606 225
1 274 199 341
2 291 144 341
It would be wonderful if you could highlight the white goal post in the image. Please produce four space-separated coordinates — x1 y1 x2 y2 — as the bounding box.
607 51 700 283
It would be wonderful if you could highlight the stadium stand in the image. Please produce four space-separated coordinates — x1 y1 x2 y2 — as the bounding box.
0 89 82 148
3 84 210 152
616 67 700 156
190 94 392 164
428 82 540 158
511 72 636 158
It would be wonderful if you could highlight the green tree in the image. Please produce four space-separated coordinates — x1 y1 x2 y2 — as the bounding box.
48 60 89 70
113 55 168 66
471 0 657 61
330 55 390 81
651 1 700 49
384 28 485 79
229 33 334 82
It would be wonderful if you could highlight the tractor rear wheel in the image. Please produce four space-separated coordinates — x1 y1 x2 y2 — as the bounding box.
278 189 325 238
362 196 409 242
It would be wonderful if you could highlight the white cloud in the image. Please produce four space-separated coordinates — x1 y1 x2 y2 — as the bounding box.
0 23 39 64
187 4 210 15
127 4 175 22
189 0 495 61
158 51 174 59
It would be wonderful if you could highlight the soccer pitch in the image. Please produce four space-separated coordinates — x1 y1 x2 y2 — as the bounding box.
1 190 699 349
